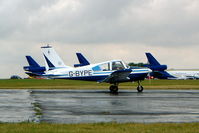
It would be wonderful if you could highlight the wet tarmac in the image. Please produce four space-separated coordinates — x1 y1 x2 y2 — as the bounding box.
0 90 34 122
0 89 199 123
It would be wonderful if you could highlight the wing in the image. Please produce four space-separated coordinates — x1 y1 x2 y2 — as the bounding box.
152 71 176 79
99 69 132 83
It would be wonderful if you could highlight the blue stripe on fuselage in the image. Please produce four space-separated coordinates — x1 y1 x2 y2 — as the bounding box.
55 75 108 81
51 72 148 82
128 73 148 81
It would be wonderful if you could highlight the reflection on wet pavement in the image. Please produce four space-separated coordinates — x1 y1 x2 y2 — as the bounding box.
0 90 34 122
1 89 199 123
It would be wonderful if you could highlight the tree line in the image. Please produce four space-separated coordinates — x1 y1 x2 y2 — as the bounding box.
128 62 148 67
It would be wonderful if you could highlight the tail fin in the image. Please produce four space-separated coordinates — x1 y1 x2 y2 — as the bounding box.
41 45 71 69
145 53 174 79
26 56 40 67
145 53 161 65
74 53 90 67
24 56 46 73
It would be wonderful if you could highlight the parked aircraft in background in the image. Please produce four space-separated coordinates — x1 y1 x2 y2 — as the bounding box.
24 45 68 78
145 53 175 79
24 45 151 93
145 53 199 79
74 53 90 67
23 56 46 77
41 45 68 70
24 47 89 78
167 70 199 79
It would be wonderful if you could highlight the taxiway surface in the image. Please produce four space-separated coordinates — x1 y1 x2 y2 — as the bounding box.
0 89 199 123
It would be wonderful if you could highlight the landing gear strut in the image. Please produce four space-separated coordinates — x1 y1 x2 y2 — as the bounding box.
137 81 144 92
109 83 118 93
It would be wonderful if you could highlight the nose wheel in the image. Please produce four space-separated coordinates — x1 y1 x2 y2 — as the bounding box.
137 81 144 92
137 85 144 92
109 85 118 93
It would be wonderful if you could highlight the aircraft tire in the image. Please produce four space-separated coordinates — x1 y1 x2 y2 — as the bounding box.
137 85 144 93
110 85 118 93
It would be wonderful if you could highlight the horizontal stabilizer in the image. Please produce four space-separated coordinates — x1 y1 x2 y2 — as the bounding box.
25 72 43 76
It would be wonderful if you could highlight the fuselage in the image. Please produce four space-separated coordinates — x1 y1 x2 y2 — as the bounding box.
167 70 199 79
43 60 151 82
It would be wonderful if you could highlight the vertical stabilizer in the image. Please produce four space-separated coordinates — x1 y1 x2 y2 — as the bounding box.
74 53 90 67
26 56 40 67
24 56 46 73
41 45 70 69
76 53 90 65
145 53 175 79
145 53 161 65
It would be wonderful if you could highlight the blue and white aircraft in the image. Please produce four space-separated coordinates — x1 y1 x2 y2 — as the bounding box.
24 46 152 93
145 53 175 79
145 53 199 79
24 46 83 77
23 56 46 77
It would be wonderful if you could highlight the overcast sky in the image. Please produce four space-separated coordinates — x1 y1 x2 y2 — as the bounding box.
1 0 199 78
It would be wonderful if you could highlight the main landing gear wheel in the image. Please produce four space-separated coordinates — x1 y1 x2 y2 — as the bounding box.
137 85 144 92
137 81 144 93
109 85 118 93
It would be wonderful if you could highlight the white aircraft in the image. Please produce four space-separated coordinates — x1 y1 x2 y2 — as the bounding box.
167 70 199 79
24 45 152 93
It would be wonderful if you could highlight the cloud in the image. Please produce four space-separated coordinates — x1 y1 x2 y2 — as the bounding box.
0 0 199 78
1 0 199 45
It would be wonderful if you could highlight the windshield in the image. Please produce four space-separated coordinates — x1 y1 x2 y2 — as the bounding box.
112 61 125 70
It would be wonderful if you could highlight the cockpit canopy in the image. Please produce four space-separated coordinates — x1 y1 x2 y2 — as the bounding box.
92 60 126 71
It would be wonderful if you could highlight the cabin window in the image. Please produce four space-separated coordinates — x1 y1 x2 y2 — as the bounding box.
112 61 125 70
92 63 110 71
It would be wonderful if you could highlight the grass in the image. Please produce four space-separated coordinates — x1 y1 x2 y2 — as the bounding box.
0 122 199 133
32 102 42 116
0 79 199 90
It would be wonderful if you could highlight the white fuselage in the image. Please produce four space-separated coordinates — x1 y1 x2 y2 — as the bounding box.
44 60 151 81
167 70 199 79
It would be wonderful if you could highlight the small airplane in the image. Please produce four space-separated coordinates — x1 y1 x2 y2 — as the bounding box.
24 45 152 93
145 53 199 79
24 48 89 77
145 53 175 79
24 45 67 78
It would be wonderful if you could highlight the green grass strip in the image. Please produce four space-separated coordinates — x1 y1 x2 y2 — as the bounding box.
0 79 199 90
0 122 198 133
